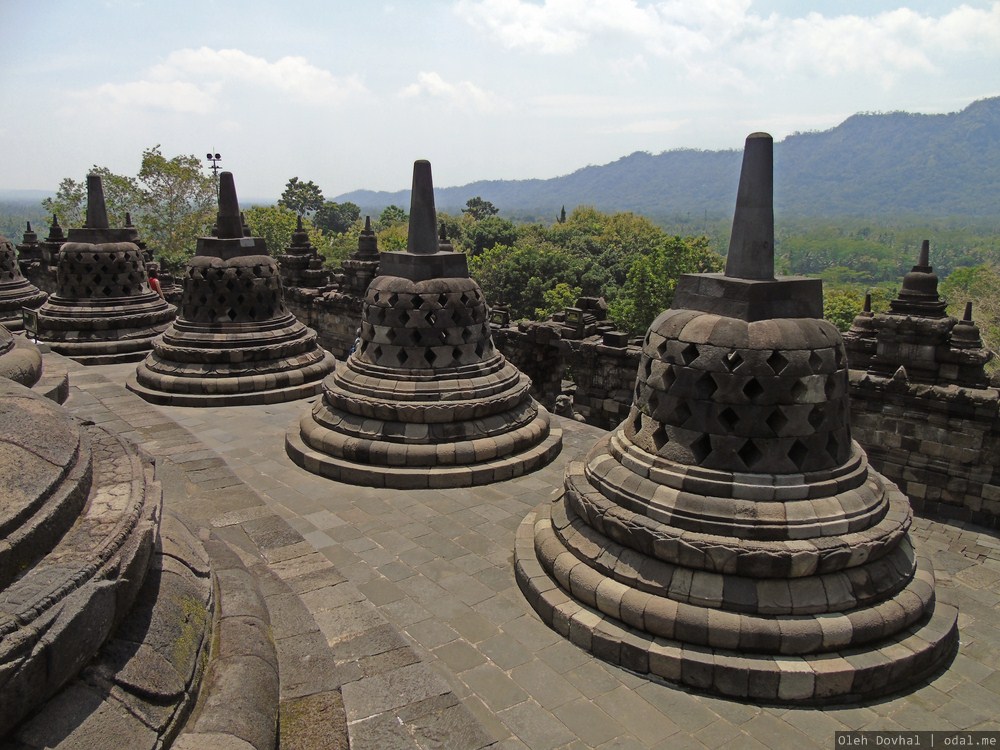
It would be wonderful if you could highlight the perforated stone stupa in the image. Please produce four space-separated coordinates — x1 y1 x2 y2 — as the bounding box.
277 215 330 289
33 175 176 364
126 172 335 406
0 235 46 331
515 133 958 703
286 159 562 488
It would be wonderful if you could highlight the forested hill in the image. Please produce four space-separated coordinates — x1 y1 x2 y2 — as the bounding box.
337 97 1000 219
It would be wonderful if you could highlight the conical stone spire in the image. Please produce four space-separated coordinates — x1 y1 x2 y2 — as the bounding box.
33 175 176 364
286 159 562 488
725 132 774 281
889 240 947 318
515 133 958 703
128 171 335 406
278 215 329 289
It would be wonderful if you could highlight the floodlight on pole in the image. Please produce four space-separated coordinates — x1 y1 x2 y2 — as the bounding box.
205 152 222 180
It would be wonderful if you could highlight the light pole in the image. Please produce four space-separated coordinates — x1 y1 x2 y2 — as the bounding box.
205 152 222 181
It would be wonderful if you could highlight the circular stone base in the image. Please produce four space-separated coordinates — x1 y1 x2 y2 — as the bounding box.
514 504 959 704
125 365 331 407
285 421 563 489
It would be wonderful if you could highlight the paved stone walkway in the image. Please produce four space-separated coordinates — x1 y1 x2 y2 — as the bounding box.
71 361 1000 748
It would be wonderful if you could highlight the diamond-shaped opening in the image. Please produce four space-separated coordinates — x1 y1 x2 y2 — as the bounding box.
719 407 739 431
691 434 712 463
670 399 691 425
411 294 424 309
766 408 789 435
373 345 383 359
656 340 668 358
388 292 399 306
660 366 676 391
695 372 718 399
834 347 846 368
461 327 472 343
475 341 485 357
825 375 839 399
452 347 463 362
738 440 763 469
373 291 381 303
809 350 824 372
439 330 448 343
791 380 808 401
652 425 669 452
634 382 642 401
438 293 448 306
460 292 470 305
646 391 661 416
631 412 643 435
644 332 652 346
643 358 653 381
742 377 764 401
723 351 744 372
767 350 788 375
400 310 410 325
787 439 809 470
397 349 409 365
826 433 840 461
808 405 825 430
412 329 423 344
424 348 437 365
680 343 699 365
228 308 238 321
425 311 437 326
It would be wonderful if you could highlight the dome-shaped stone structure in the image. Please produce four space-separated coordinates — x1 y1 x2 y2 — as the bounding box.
0 235 47 331
127 172 335 406
0 322 43 388
34 175 176 364
515 133 958 703
286 160 562 488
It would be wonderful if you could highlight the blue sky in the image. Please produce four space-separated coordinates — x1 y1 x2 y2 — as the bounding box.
1 0 997 200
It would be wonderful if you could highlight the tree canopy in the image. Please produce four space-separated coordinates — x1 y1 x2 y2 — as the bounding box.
278 177 324 215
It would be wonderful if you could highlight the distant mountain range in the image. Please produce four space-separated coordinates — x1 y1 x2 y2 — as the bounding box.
336 97 1000 219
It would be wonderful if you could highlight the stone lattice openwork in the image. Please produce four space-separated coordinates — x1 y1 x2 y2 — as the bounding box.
127 172 335 406
0 235 47 331
286 159 562 488
515 133 958 703
33 175 176 364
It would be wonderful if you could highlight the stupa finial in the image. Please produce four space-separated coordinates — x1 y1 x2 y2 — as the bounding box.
863 292 872 313
917 239 930 269
364 215 372 232
216 172 243 239
407 160 438 255
85 174 110 230
724 132 774 281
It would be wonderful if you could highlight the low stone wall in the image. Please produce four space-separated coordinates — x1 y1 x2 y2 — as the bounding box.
848 370 1000 529
285 288 360 360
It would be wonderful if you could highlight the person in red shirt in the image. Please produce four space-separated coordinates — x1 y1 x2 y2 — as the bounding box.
148 267 164 298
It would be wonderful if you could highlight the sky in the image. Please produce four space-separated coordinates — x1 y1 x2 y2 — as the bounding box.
1 0 998 201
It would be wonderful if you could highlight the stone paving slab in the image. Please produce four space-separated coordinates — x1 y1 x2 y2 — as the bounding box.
63 358 1000 748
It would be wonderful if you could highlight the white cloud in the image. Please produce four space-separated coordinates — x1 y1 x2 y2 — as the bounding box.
455 0 1000 85
399 71 507 112
72 47 366 115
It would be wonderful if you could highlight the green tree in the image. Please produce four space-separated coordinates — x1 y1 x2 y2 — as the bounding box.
462 196 499 221
462 215 518 255
243 205 301 258
278 177 324 215
314 201 361 235
469 242 584 319
941 264 1000 357
536 282 581 318
42 146 216 272
377 205 408 230
135 147 215 270
41 178 86 229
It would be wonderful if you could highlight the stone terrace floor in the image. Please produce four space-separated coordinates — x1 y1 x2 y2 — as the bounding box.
63 358 1000 749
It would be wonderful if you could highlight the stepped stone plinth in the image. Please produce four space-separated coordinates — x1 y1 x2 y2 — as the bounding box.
278 215 330 289
127 172 335 406
0 235 47 331
15 221 42 268
33 175 176 364
515 133 958 703
286 159 562 488
338 216 380 296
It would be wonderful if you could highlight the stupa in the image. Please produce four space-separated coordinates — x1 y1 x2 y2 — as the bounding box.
338 216 380 296
0 235 47 331
33 175 176 364
515 133 958 702
15 221 43 268
127 172 335 406
286 159 562 488
277 215 330 289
